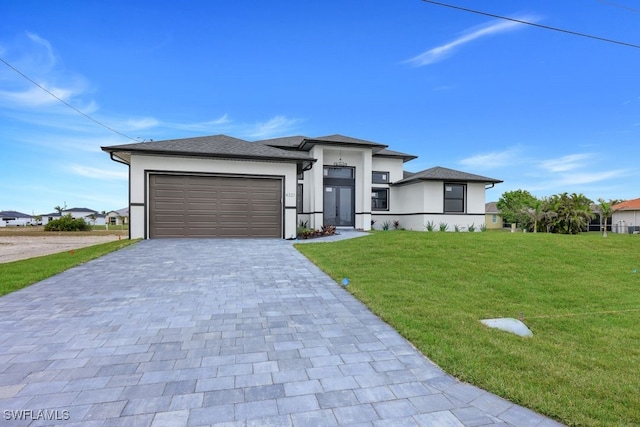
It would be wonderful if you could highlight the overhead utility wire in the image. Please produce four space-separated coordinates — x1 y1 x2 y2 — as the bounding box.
0 56 138 142
420 0 640 49
597 0 640 14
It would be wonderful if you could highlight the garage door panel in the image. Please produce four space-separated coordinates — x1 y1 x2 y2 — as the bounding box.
149 174 282 238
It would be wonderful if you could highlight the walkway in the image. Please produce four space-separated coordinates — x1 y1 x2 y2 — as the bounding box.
0 239 563 426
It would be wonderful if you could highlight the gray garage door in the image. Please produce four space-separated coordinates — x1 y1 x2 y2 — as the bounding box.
149 174 282 238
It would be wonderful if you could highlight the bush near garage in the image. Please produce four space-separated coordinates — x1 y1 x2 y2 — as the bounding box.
44 214 91 231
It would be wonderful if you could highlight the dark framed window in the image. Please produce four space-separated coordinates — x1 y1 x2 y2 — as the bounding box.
324 166 354 179
444 183 465 213
372 188 389 211
372 171 389 184
297 183 303 213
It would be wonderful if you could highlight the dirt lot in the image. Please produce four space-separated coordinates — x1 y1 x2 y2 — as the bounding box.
0 227 128 264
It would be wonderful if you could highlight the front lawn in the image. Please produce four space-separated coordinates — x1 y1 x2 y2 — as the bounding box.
296 231 640 426
0 239 138 296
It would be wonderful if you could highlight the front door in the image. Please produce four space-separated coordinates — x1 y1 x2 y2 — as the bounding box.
323 185 354 226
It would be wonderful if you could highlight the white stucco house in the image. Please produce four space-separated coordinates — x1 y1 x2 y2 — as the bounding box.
62 208 106 226
0 211 34 227
612 197 640 234
102 134 502 239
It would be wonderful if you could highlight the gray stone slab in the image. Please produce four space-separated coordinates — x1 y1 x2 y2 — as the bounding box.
0 239 562 427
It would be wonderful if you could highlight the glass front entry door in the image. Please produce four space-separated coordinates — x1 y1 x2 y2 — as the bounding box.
323 185 354 226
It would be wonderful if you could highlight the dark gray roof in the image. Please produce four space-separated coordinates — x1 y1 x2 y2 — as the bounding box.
375 148 417 162
394 166 502 185
0 211 32 218
64 207 97 213
102 135 314 164
256 136 308 149
302 134 387 150
402 170 416 180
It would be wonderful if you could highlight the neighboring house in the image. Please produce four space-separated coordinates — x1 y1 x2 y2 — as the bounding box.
106 208 129 226
61 207 106 226
484 202 504 230
102 134 501 239
0 210 33 227
612 197 640 234
40 212 61 226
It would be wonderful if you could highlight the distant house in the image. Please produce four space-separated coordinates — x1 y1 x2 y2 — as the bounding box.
612 198 640 234
484 202 504 229
0 210 33 227
106 208 129 226
61 207 106 226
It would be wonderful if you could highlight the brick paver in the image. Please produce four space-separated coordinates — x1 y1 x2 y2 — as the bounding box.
0 236 563 426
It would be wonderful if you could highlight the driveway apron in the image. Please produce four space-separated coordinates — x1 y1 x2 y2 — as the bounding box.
0 239 563 426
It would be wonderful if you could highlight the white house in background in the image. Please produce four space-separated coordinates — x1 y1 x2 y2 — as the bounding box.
0 211 34 227
106 207 129 226
612 197 640 234
61 207 106 226
102 134 502 239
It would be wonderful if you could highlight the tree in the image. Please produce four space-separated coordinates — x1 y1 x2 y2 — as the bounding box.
54 202 67 215
496 190 537 227
545 192 594 234
520 199 543 233
596 198 616 237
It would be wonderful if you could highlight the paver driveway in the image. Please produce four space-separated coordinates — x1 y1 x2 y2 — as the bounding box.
0 239 563 426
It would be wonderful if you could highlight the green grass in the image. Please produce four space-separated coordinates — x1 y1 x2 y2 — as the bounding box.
0 239 138 296
296 231 640 427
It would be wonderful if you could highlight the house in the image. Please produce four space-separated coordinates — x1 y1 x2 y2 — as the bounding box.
612 198 640 234
40 212 61 226
62 207 106 226
484 202 504 229
106 207 129 226
0 210 33 227
102 134 502 239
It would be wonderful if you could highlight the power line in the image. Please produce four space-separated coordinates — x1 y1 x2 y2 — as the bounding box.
0 56 138 142
597 0 640 14
420 0 640 49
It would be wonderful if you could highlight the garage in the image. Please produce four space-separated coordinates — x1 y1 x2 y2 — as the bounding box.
149 174 282 238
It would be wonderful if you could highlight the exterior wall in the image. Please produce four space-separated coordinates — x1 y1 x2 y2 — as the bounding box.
128 154 298 239
302 146 374 231
371 157 405 184
612 210 640 233
485 213 504 229
372 180 488 232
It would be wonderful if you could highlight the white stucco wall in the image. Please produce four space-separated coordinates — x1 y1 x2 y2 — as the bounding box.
128 154 298 239
612 210 640 233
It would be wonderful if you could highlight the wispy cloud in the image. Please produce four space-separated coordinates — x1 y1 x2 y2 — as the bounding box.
539 153 592 172
459 147 523 169
245 115 302 139
69 165 128 180
406 15 538 66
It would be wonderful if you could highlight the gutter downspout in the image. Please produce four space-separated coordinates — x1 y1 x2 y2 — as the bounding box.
108 151 132 240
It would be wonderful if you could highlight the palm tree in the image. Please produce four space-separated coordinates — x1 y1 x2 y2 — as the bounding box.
596 198 615 237
521 199 543 233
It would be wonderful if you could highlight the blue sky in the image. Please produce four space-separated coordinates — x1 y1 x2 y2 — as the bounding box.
2 0 638 215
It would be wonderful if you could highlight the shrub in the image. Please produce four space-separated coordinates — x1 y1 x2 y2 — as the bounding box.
382 220 391 231
468 223 476 232
44 214 91 232
454 224 461 232
480 223 487 232
438 222 449 232
425 221 435 232
393 220 400 230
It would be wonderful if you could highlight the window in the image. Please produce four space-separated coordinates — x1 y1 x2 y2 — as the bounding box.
372 171 389 184
491 214 497 224
372 188 389 211
297 184 303 213
324 167 354 179
444 183 465 213
110 217 117 225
